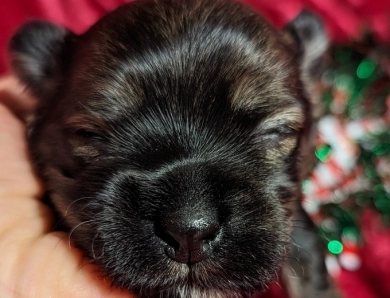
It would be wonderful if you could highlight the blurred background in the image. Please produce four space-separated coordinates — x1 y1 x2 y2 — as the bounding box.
1 1 390 298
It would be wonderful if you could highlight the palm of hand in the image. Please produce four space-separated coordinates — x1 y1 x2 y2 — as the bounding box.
0 76 134 298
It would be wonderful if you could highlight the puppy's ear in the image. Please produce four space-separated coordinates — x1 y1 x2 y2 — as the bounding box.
284 12 329 180
285 10 329 122
9 21 75 98
285 10 328 80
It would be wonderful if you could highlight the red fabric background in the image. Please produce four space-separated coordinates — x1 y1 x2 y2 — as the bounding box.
2 0 390 74
1 1 390 297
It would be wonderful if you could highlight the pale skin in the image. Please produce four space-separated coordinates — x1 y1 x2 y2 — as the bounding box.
0 76 135 298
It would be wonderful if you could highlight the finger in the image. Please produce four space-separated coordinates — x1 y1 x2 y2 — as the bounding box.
0 75 37 121
0 104 43 199
0 197 135 298
1 233 136 298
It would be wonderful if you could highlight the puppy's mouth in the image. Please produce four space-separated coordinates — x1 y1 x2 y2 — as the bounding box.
134 261 262 298
131 259 280 298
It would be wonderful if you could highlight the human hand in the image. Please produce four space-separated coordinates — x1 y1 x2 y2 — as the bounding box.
0 75 135 298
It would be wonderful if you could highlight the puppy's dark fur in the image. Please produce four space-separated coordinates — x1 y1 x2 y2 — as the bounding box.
9 0 337 297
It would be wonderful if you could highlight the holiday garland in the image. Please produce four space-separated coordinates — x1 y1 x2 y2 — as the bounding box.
303 39 390 274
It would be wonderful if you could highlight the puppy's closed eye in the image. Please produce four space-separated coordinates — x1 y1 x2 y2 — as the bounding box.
255 105 304 158
65 114 108 146
259 105 305 132
73 128 104 141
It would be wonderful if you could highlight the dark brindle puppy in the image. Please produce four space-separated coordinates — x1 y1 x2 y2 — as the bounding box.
9 0 339 297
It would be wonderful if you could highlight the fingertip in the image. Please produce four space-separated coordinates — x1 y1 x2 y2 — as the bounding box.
0 75 37 121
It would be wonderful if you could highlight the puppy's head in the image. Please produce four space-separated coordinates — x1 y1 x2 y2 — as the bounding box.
9 1 327 297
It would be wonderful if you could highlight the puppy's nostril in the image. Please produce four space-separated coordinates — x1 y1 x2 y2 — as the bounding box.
157 228 181 250
158 215 220 265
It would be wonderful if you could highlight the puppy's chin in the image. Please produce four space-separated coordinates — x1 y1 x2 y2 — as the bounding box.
137 286 255 298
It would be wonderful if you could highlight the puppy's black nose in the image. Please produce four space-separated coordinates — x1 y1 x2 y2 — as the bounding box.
159 212 219 264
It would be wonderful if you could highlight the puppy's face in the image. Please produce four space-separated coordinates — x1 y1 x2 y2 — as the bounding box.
10 0 327 297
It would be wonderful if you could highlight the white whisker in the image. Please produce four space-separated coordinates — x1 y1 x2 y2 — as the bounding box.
68 220 94 249
64 196 94 217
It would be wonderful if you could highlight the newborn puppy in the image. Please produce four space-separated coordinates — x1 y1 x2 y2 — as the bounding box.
9 0 336 297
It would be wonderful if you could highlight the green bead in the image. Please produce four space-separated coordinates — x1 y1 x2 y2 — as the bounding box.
357 59 376 79
342 227 359 242
328 240 344 255
374 197 390 213
315 144 332 162
373 184 386 194
373 143 390 156
365 165 379 179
